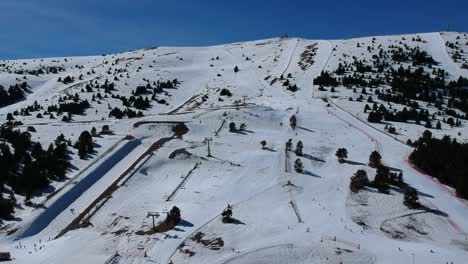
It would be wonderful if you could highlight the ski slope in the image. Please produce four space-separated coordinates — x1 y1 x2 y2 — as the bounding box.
0 32 467 264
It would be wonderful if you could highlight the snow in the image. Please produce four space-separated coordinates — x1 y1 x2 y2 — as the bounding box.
0 32 467 264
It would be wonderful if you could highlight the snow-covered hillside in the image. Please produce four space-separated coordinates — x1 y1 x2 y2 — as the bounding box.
0 32 467 264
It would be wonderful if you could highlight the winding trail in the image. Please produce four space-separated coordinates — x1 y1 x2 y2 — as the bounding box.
307 41 467 234
325 102 466 234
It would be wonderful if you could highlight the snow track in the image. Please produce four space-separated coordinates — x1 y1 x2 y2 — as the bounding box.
16 138 141 239
57 133 183 238
165 162 201 202
326 98 468 235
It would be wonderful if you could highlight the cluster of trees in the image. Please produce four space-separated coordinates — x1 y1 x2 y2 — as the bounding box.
133 79 178 96
229 122 246 132
348 151 404 193
409 130 468 199
0 82 27 107
42 93 92 119
0 127 70 218
391 47 437 66
350 151 417 208
220 88 232 97
371 164 404 193
390 66 445 101
155 79 178 90
316 56 444 102
58 100 91 115
366 103 430 125
58 76 74 84
313 71 339 87
281 78 299 92
116 94 152 110
284 139 305 173
134 85 151 96
376 90 422 107
447 77 468 115
109 107 143 119
313 44 468 121
14 65 65 76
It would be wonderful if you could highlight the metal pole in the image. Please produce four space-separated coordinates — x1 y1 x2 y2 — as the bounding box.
147 212 159 230
205 137 213 157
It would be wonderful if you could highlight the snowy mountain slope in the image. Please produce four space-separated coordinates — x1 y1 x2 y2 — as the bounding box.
0 32 467 264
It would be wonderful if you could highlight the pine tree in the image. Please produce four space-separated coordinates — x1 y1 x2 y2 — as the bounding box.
373 165 390 193
77 130 93 159
295 141 303 156
290 115 297 130
164 206 181 227
404 188 420 209
229 122 236 132
350 169 369 193
294 158 304 173
335 148 348 163
369 151 382 168
6 113 14 122
425 120 432 128
364 104 370 113
285 139 293 151
221 204 233 223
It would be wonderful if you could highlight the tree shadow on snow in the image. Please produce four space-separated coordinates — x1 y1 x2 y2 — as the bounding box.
66 163 79 172
303 153 326 163
389 186 434 199
178 219 194 227
224 218 246 225
298 126 315 133
303 170 322 178
345 160 366 166
31 185 57 198
231 130 248 135
419 204 448 217
263 147 277 152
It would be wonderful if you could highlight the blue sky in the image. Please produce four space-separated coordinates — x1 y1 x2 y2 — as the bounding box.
0 0 467 59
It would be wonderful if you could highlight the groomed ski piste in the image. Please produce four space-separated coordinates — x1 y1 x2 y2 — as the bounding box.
0 32 467 264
